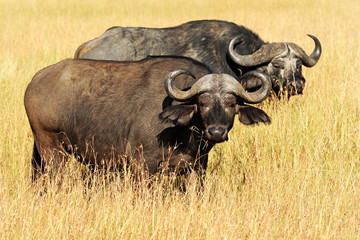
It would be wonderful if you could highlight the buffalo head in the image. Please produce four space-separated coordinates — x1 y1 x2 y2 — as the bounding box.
160 69 271 143
229 34 321 97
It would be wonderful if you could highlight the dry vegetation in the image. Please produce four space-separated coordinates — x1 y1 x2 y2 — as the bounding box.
0 0 359 239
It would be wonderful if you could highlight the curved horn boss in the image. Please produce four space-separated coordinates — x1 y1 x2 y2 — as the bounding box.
165 69 271 104
228 36 287 66
228 34 321 67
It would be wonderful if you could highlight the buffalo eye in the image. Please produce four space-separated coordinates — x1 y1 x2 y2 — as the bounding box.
224 96 237 112
296 60 302 70
296 64 302 71
272 60 285 69
198 95 210 109
227 102 236 108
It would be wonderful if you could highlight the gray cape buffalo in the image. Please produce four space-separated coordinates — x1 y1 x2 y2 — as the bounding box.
74 20 321 97
24 56 271 182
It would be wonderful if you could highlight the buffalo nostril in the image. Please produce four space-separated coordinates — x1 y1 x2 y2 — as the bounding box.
207 126 227 141
209 126 225 135
295 81 305 93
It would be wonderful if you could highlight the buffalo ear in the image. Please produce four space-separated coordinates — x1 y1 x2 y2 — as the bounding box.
159 105 197 126
238 105 271 125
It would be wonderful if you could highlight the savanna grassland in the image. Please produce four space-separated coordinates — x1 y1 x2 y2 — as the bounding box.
0 0 359 239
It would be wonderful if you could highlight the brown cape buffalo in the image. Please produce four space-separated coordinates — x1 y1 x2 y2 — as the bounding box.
25 56 271 181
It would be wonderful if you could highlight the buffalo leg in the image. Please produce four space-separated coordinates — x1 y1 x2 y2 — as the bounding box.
32 132 68 185
31 142 43 182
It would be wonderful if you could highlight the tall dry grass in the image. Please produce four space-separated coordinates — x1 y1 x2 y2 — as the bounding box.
0 0 359 239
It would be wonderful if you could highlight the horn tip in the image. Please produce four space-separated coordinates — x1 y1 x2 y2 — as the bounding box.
306 34 320 44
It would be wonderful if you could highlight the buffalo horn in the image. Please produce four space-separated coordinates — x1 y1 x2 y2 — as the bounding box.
228 34 321 68
228 36 287 66
165 69 211 102
165 69 271 104
221 71 271 104
164 69 196 101
288 34 322 67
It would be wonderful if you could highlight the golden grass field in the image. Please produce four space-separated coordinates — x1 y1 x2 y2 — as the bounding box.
0 0 359 238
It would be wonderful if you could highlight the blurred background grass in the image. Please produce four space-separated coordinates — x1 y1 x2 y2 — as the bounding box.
0 0 359 238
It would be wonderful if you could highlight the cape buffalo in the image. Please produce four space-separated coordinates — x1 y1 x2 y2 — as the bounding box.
74 20 321 97
24 57 271 182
